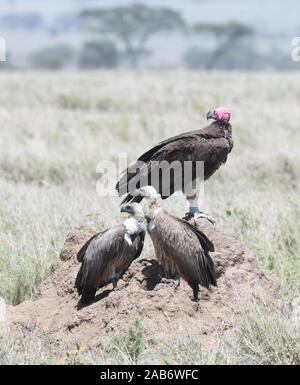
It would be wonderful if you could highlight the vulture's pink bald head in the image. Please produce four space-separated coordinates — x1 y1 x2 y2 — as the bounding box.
207 107 231 123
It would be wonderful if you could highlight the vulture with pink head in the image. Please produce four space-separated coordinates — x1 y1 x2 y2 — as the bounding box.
116 107 233 222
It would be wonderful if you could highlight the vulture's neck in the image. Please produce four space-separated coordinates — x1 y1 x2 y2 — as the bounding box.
144 202 161 221
145 202 162 232
203 121 232 139
124 217 145 235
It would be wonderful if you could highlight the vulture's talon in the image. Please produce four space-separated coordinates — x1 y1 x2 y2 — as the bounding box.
160 277 180 289
173 279 180 291
183 212 193 221
113 282 129 291
183 211 216 226
193 212 216 226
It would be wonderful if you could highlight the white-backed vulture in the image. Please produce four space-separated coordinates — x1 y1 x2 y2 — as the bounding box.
116 107 232 223
75 203 145 304
138 186 216 301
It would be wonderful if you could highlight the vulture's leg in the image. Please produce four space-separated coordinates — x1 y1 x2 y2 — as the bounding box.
191 282 199 301
184 181 215 225
112 277 119 291
187 198 216 225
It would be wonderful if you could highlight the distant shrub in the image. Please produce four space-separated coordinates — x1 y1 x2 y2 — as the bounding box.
78 40 119 69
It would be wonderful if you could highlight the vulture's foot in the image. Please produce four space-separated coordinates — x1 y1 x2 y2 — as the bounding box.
185 209 216 226
183 209 215 225
194 211 215 226
183 212 193 220
112 282 129 291
160 277 180 290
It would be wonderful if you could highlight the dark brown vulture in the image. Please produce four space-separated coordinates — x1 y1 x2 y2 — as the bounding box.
75 203 145 304
116 107 233 222
138 186 216 301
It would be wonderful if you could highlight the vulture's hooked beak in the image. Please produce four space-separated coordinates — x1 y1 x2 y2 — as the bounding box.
121 205 134 217
206 110 217 121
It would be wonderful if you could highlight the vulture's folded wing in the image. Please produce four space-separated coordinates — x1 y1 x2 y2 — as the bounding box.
116 123 231 203
171 216 216 287
77 231 107 262
75 225 126 293
180 219 215 252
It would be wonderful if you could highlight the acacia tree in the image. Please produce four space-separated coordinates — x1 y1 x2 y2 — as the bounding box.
194 21 253 69
80 4 185 68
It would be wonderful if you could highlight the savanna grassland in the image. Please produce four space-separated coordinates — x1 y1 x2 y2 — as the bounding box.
0 71 299 364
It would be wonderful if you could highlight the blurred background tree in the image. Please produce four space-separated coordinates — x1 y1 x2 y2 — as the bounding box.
29 44 74 70
78 40 119 69
191 21 254 70
80 4 185 68
184 42 267 71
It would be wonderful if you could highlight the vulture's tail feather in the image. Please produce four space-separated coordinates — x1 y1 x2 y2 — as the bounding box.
75 262 97 303
180 219 215 252
203 250 217 287
80 287 97 304
75 264 84 294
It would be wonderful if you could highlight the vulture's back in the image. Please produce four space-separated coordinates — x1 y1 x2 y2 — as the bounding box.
148 210 216 288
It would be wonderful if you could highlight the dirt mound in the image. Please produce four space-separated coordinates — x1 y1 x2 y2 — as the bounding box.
7 220 282 347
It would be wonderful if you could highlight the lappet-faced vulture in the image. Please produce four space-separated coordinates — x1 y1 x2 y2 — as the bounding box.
116 107 232 223
75 203 145 304
138 186 216 301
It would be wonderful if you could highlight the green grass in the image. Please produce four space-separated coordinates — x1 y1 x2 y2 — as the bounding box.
233 303 300 365
0 70 299 364
109 315 145 364
1 303 298 365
